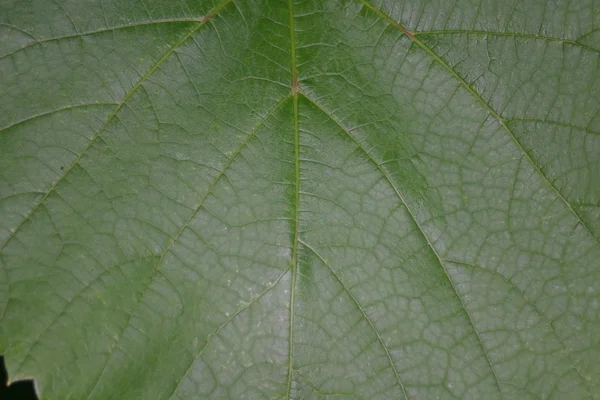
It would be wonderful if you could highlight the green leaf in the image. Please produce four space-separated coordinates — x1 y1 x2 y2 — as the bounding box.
1 0 599 398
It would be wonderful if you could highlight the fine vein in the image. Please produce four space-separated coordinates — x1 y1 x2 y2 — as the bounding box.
0 0 233 255
443 258 591 393
302 92 505 398
166 268 290 400
0 18 213 61
298 238 409 399
84 92 290 399
0 103 118 134
413 29 599 54
356 0 600 250
286 0 299 397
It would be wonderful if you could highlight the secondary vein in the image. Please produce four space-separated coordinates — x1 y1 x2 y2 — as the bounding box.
298 238 409 399
83 91 291 400
356 0 600 252
286 0 299 398
0 0 234 256
302 91 504 399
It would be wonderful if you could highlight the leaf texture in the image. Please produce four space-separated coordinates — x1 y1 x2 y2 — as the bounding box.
1 0 599 399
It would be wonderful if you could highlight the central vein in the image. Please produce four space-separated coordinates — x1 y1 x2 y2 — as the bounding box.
287 0 299 398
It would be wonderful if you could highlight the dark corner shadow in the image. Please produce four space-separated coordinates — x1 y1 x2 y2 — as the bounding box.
0 356 38 400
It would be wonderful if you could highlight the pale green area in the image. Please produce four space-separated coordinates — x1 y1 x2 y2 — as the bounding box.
1 0 599 398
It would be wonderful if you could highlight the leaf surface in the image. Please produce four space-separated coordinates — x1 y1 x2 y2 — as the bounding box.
1 0 599 398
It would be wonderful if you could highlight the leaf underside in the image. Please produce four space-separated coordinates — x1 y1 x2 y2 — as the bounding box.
1 0 600 399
